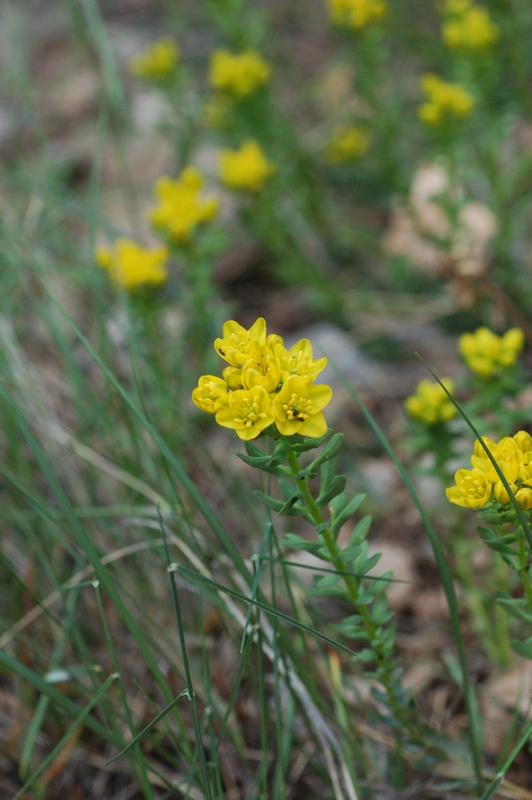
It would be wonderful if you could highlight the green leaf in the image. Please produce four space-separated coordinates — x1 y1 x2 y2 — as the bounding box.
510 637 532 659
348 515 372 546
290 429 333 453
316 474 346 508
477 525 517 555
281 533 325 555
330 494 366 535
496 594 532 625
301 433 344 477
254 490 284 512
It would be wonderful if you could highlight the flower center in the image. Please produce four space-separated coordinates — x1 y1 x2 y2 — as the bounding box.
234 394 267 427
283 392 312 422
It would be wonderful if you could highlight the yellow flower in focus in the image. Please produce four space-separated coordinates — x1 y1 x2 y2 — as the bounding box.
273 339 328 384
471 436 520 483
214 318 267 367
273 375 333 437
130 38 179 81
514 431 532 455
241 345 281 393
324 126 370 163
148 167 219 244
442 5 498 51
218 140 275 192
419 74 475 127
405 378 456 425
209 50 271 99
192 376 229 414
516 488 532 511
327 0 388 29
459 327 524 378
95 238 168 290
215 386 274 440
446 467 492 508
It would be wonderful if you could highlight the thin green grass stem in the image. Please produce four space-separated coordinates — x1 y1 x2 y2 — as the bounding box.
159 516 213 800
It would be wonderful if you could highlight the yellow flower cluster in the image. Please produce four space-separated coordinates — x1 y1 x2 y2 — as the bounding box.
405 378 456 425
447 431 532 510
459 327 524 379
324 125 370 163
209 50 271 99
218 140 275 192
418 74 475 127
327 0 388 29
442 0 498 51
148 167 219 244
95 238 168 290
129 38 180 81
192 318 333 440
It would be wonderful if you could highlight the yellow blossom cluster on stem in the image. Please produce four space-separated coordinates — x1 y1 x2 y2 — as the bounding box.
327 0 388 29
208 50 271 100
405 378 456 425
459 327 524 379
441 0 498 51
419 74 475 127
129 38 180 81
218 140 275 192
95 238 168 290
447 431 532 510
148 166 219 244
324 125 370 163
192 318 333 440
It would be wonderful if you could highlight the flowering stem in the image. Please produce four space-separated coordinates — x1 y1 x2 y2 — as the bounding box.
285 446 417 741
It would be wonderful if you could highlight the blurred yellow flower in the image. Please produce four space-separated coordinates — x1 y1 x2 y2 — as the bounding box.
324 125 370 163
130 38 179 81
209 50 271 99
419 74 475 127
405 378 456 425
442 3 498 51
148 167 219 244
459 326 524 378
95 238 168 290
446 467 492 508
218 140 275 192
446 430 532 510
327 0 388 28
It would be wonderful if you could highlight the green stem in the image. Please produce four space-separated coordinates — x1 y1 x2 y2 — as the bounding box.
285 446 416 741
517 536 532 615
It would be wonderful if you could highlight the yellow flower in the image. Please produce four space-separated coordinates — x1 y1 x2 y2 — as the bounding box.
472 436 520 483
148 167 219 244
405 378 456 425
214 318 267 367
516 488 532 511
459 326 524 378
241 345 282 393
218 140 275 192
95 238 168 290
324 125 370 163
193 319 334 439
446 467 492 508
419 74 475 127
442 5 498 51
327 0 388 29
273 339 327 384
273 375 333 437
514 431 532 455
192 376 229 414
209 50 271 99
130 38 179 81
215 386 274 440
